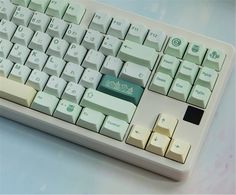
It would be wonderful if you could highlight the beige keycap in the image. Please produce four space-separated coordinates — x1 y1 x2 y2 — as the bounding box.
126 125 151 149
165 139 190 163
0 76 36 107
146 132 170 156
154 113 178 137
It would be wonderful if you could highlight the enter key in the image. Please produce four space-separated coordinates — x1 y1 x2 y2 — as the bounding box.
118 40 158 70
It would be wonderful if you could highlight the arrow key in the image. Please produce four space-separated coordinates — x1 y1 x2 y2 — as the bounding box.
153 113 178 137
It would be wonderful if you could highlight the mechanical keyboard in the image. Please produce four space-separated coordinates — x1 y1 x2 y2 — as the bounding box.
0 0 235 180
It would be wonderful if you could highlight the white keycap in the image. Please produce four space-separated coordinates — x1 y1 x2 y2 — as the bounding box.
165 35 188 59
31 91 59 115
63 23 85 44
144 29 166 51
150 72 173 95
100 116 128 141
9 63 31 84
101 55 123 77
187 85 211 108
195 67 218 91
203 48 225 71
63 2 85 24
8 43 30 64
126 23 148 44
82 29 103 50
28 0 50 13
82 49 105 71
46 0 68 18
46 17 68 38
43 56 66 77
108 17 130 39
11 25 34 46
47 37 69 58
44 76 67 98
157 54 180 78
81 88 136 123
25 50 48 70
99 35 121 56
12 6 33 26
29 12 51 32
11 0 30 7
168 78 192 101
64 43 87 65
77 107 105 132
26 69 49 91
0 0 15 20
90 12 112 33
29 31 51 52
79 68 102 89
54 99 82 124
0 38 13 58
176 61 199 84
62 82 85 104
0 57 13 77
120 62 151 87
0 19 17 40
61 62 84 83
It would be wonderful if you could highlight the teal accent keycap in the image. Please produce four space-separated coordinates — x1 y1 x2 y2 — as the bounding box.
97 75 144 105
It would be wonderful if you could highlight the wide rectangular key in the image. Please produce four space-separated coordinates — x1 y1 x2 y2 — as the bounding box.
80 88 136 123
97 75 143 105
118 40 158 70
0 76 36 107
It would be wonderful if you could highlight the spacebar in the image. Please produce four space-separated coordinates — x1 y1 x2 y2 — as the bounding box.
0 77 37 107
80 88 136 123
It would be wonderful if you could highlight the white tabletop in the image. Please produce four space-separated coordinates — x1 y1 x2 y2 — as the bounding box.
0 0 235 193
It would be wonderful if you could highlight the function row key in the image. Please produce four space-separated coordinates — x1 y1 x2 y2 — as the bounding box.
11 0 86 24
0 0 16 20
89 12 166 51
165 35 225 71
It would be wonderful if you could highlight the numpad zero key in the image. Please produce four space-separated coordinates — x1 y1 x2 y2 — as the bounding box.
0 0 235 180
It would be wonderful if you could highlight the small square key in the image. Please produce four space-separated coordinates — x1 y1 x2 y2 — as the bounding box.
29 12 50 32
12 6 33 26
0 19 17 40
8 63 31 84
8 44 30 64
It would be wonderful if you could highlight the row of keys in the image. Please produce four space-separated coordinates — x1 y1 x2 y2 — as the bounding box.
165 35 225 71
32 92 129 141
8 0 86 24
90 12 167 51
0 77 133 141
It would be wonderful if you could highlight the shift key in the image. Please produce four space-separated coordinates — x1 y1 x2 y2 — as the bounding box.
97 75 144 105
118 40 158 70
80 88 136 123
0 77 36 107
